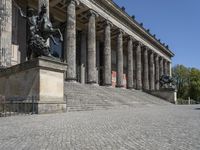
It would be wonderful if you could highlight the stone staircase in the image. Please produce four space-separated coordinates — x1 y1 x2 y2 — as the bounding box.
64 82 171 111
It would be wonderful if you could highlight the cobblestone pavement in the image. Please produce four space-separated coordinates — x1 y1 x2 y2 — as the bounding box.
0 105 200 150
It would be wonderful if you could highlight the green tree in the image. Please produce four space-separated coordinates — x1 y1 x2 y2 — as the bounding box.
172 65 200 103
189 68 200 102
172 65 190 99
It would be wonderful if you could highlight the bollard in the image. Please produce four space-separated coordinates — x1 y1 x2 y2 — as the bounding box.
188 97 191 105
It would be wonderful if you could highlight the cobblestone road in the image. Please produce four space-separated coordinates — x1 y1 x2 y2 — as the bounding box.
0 105 200 150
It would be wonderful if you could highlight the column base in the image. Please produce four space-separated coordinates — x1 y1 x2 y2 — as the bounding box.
127 87 134 90
116 85 124 88
147 88 177 104
65 78 77 82
103 83 112 87
87 81 98 85
136 88 142 91
143 88 150 92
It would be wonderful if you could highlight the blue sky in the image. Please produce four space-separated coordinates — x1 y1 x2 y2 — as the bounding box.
114 0 200 69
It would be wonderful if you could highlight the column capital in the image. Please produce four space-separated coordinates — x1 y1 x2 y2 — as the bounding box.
159 56 163 60
163 58 167 63
88 9 99 18
148 49 155 54
141 45 149 51
65 0 80 6
133 41 143 47
116 28 125 35
104 20 113 27
154 53 159 59
127 35 134 41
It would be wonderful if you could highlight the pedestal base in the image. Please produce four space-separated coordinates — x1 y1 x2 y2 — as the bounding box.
148 88 177 104
0 57 67 113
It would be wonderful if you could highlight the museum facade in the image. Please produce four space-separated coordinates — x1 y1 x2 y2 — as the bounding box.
0 0 174 91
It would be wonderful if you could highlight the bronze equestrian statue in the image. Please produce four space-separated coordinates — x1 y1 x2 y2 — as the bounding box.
159 75 176 89
17 3 63 60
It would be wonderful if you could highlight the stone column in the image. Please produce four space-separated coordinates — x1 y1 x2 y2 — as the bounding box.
64 0 79 81
155 54 160 90
142 46 149 91
127 36 133 89
96 41 100 84
103 21 112 86
80 31 87 84
166 61 171 76
159 57 164 77
116 29 124 88
163 59 168 75
134 41 142 90
169 62 172 77
87 10 98 84
133 47 136 89
0 0 12 67
149 51 155 91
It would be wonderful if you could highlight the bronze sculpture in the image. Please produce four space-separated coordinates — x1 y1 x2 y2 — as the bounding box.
16 2 63 60
38 5 63 45
159 75 176 89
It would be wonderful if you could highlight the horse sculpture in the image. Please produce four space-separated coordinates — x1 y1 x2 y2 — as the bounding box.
38 5 63 45
159 75 176 89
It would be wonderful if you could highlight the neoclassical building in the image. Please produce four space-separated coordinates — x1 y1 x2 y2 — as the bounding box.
0 0 174 91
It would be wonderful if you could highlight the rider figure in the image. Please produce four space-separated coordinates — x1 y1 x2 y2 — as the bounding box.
38 5 51 35
38 4 63 44
19 7 38 38
19 7 40 60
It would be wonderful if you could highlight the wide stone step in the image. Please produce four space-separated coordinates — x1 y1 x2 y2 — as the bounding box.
64 82 171 111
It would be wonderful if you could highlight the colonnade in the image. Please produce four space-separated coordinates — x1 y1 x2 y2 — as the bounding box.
40 0 172 91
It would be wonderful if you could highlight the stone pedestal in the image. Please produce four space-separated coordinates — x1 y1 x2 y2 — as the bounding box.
148 88 177 104
0 57 67 114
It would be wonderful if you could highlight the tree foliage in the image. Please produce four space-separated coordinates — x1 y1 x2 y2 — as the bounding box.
189 68 200 101
172 65 200 102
